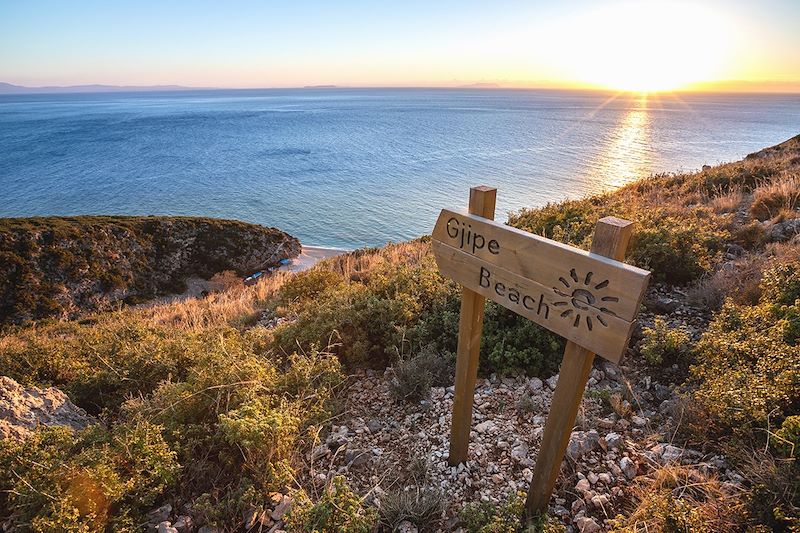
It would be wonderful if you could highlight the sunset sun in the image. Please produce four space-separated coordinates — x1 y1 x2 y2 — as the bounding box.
556 2 733 92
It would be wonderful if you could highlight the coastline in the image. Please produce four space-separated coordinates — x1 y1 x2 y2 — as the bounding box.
278 245 349 273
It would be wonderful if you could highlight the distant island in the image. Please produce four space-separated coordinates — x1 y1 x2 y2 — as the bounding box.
0 82 203 95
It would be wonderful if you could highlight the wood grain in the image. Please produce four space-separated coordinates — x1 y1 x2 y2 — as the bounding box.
432 208 649 322
523 216 635 520
448 186 496 466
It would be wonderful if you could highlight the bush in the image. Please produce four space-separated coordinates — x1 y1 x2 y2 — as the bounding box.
378 488 444 531
0 422 179 532
459 492 564 533
390 345 454 402
287 476 377 533
773 415 800 459
639 318 690 366
480 303 563 376
691 262 800 432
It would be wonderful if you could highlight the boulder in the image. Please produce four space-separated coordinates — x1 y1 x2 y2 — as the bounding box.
0 376 95 440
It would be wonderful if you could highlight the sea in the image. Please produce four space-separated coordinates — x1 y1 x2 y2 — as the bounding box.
1 88 798 249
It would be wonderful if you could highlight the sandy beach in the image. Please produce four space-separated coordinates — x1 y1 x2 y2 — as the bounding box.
278 245 348 273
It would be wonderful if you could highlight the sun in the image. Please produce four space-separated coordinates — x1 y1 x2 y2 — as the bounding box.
553 2 732 93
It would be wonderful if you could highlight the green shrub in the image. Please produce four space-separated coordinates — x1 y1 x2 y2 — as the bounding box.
773 415 800 459
691 262 800 432
639 318 690 366
287 476 377 533
0 422 179 532
390 345 453 402
459 492 564 533
480 303 563 376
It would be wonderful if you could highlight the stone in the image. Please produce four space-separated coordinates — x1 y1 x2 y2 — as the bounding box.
575 516 601 533
475 420 496 433
646 296 680 314
0 376 95 440
620 456 637 479
587 472 599 485
158 522 179 533
396 520 418 533
566 430 600 460
147 504 173 525
575 478 591 493
271 495 293 520
768 218 800 242
546 375 559 390
172 516 193 533
604 432 623 450
345 448 371 467
660 444 684 463
198 527 221 533
597 472 613 485
366 419 382 433
511 441 529 460
529 377 543 391
631 415 647 427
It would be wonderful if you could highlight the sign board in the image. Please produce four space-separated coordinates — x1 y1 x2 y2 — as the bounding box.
432 208 650 363
434 186 651 522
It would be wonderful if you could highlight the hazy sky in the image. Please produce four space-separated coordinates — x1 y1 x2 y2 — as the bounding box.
1 0 799 91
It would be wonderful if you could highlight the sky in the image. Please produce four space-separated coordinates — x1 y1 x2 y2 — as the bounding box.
1 0 799 92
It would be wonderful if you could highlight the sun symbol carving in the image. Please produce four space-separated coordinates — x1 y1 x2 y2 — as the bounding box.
552 268 619 331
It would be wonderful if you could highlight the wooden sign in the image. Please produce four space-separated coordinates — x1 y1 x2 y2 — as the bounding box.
432 208 649 363
434 186 650 523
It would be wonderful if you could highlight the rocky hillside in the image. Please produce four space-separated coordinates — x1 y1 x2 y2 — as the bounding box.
0 216 300 325
1 136 798 532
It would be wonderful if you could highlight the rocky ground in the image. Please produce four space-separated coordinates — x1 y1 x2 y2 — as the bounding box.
300 283 743 532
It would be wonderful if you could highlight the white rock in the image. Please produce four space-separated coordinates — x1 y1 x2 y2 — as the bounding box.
575 516 601 533
157 523 178 533
631 415 647 427
529 377 543 391
511 442 529 460
475 420 496 434
620 456 637 479
604 432 623 450
546 375 559 390
575 478 591 493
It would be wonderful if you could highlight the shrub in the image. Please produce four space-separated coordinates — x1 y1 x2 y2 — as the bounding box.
609 464 747 532
773 415 800 459
287 476 377 533
0 422 179 532
378 488 445 531
639 318 690 366
390 345 453 402
691 262 800 432
750 175 800 221
479 303 563 376
459 492 564 533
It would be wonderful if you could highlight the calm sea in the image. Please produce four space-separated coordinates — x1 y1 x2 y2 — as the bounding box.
1 88 798 248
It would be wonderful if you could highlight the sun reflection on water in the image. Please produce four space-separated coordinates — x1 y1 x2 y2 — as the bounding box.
592 96 654 190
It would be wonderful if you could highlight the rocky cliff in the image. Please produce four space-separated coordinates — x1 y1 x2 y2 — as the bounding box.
0 216 300 325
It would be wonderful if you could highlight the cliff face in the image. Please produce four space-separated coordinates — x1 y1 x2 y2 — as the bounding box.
0 216 300 325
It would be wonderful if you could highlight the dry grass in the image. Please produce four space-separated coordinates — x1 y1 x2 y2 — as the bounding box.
321 240 431 282
133 271 292 331
708 186 744 214
613 464 747 532
750 172 800 220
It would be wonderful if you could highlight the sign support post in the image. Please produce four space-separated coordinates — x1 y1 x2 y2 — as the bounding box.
432 186 648 524
448 185 497 466
523 216 634 520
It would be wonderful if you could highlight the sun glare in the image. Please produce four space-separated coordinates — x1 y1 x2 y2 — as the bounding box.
554 2 733 92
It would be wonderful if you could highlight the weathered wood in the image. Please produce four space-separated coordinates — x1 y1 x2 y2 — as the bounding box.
432 209 649 322
431 211 649 363
524 216 635 520
448 186 496 466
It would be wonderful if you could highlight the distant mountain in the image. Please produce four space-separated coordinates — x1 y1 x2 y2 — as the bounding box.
0 82 204 94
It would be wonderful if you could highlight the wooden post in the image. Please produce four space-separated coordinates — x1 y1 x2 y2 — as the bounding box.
524 216 634 520
448 185 497 465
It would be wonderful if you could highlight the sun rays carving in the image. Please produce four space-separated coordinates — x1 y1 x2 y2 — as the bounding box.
552 268 618 331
